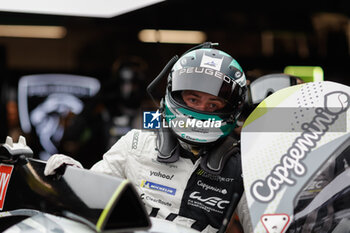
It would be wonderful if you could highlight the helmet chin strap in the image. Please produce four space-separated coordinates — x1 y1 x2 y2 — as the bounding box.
155 126 240 175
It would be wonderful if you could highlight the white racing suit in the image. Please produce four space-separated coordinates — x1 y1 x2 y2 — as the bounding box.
91 129 252 233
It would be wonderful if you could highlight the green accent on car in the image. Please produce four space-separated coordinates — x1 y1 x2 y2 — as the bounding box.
96 180 130 232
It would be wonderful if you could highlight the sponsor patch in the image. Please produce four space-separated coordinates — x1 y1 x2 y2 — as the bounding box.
197 169 235 183
187 191 229 214
0 164 14 210
140 193 172 207
150 170 174 180
200 54 223 71
197 180 227 194
141 180 176 196
132 131 140 149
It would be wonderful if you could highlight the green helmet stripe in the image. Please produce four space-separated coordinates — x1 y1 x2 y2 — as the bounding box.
164 104 176 122
179 107 236 137
229 60 243 72
177 108 223 121
220 123 235 137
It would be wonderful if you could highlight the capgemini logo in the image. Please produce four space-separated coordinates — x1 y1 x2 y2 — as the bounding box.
251 91 349 202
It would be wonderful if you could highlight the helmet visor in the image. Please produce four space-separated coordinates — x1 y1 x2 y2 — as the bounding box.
171 67 242 107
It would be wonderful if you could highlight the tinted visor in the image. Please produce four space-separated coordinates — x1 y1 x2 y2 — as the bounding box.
171 67 242 107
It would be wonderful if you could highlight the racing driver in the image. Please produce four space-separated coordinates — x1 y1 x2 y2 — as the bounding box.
44 42 252 233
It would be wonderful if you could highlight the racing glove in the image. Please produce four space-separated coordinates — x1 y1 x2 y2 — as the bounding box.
44 154 83 176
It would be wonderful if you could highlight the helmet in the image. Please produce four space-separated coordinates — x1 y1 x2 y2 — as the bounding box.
163 44 247 146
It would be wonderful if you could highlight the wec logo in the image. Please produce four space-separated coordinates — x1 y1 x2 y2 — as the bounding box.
189 191 229 209
0 164 14 210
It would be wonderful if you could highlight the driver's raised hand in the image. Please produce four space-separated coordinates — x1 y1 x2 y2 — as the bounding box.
44 154 83 176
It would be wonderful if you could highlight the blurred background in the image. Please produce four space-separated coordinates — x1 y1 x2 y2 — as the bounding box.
1 0 350 166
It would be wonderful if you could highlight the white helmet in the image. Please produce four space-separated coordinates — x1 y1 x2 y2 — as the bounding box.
163 43 247 146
